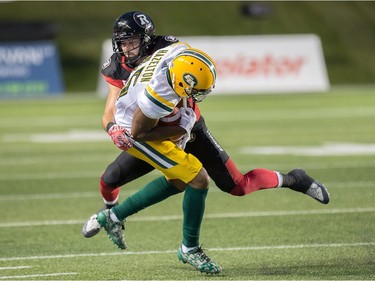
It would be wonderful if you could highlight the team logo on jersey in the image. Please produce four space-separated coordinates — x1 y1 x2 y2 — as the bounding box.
102 58 111 69
183 73 197 87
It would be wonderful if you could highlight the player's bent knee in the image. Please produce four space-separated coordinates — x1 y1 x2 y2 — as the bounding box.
229 185 247 196
101 164 122 188
189 168 210 189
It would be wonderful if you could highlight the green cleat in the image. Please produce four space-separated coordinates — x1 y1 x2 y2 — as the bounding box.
177 246 222 274
82 202 119 238
96 209 127 250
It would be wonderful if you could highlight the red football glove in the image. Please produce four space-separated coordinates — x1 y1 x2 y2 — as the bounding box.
107 124 133 151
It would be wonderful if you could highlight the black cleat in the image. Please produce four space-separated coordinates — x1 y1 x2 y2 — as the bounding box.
288 169 330 204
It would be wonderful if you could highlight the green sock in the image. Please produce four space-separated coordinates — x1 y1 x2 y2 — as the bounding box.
112 176 182 221
182 186 208 248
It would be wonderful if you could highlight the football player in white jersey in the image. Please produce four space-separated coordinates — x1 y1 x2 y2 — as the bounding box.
96 42 222 274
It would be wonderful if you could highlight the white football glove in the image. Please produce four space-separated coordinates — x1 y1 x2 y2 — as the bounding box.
176 133 191 149
178 107 196 134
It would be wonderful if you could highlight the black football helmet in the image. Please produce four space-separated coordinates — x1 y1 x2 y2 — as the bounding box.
112 11 155 66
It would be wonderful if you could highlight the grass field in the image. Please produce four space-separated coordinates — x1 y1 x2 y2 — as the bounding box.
0 87 374 280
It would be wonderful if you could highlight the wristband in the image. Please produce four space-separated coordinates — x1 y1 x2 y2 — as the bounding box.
106 122 115 132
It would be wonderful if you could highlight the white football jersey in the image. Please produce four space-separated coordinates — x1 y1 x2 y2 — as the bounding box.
114 42 189 133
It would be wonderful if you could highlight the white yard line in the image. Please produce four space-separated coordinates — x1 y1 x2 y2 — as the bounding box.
209 242 375 252
0 178 372 201
0 115 98 128
0 189 141 201
1 157 374 182
1 106 374 128
0 171 100 181
0 266 31 270
239 143 375 156
0 155 114 166
0 242 373 262
0 272 77 279
0 192 99 201
0 207 374 228
204 107 375 121
0 170 159 181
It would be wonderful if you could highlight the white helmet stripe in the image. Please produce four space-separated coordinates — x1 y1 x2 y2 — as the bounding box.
176 50 216 80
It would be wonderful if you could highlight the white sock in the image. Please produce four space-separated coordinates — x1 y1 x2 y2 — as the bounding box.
103 195 119 206
109 209 121 222
275 171 283 188
181 244 198 253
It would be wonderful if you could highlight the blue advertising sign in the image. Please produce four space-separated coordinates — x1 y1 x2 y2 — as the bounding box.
0 40 64 98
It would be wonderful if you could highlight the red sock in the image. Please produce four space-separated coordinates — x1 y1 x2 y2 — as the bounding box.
226 159 280 196
99 178 120 204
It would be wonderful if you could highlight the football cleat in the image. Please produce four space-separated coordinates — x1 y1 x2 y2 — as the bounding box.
82 213 101 238
177 246 222 274
81 203 118 238
288 168 330 204
96 209 127 250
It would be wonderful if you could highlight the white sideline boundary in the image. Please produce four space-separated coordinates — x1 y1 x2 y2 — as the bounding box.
0 242 374 262
0 207 374 228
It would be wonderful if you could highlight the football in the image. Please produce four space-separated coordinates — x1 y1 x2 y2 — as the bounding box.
158 107 181 126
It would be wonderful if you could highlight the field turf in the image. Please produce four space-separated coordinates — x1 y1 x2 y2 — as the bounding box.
0 87 374 280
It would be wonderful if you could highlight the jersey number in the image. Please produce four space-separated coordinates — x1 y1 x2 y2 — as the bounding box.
118 66 145 98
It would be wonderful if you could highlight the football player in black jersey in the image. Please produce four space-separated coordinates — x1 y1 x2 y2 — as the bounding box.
83 11 330 239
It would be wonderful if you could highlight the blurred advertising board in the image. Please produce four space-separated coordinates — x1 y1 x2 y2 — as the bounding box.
97 34 329 97
0 40 64 98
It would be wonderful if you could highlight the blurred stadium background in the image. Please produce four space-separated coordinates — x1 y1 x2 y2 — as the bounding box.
0 1 374 93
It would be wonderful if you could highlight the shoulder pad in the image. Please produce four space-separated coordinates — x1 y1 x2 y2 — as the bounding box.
101 53 131 81
153 35 179 49
163 35 179 43
101 53 117 74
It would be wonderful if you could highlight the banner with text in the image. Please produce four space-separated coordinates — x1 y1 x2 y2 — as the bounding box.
0 40 64 98
97 34 329 97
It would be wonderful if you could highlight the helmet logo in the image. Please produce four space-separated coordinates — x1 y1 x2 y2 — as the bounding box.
183 73 197 87
134 13 151 27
